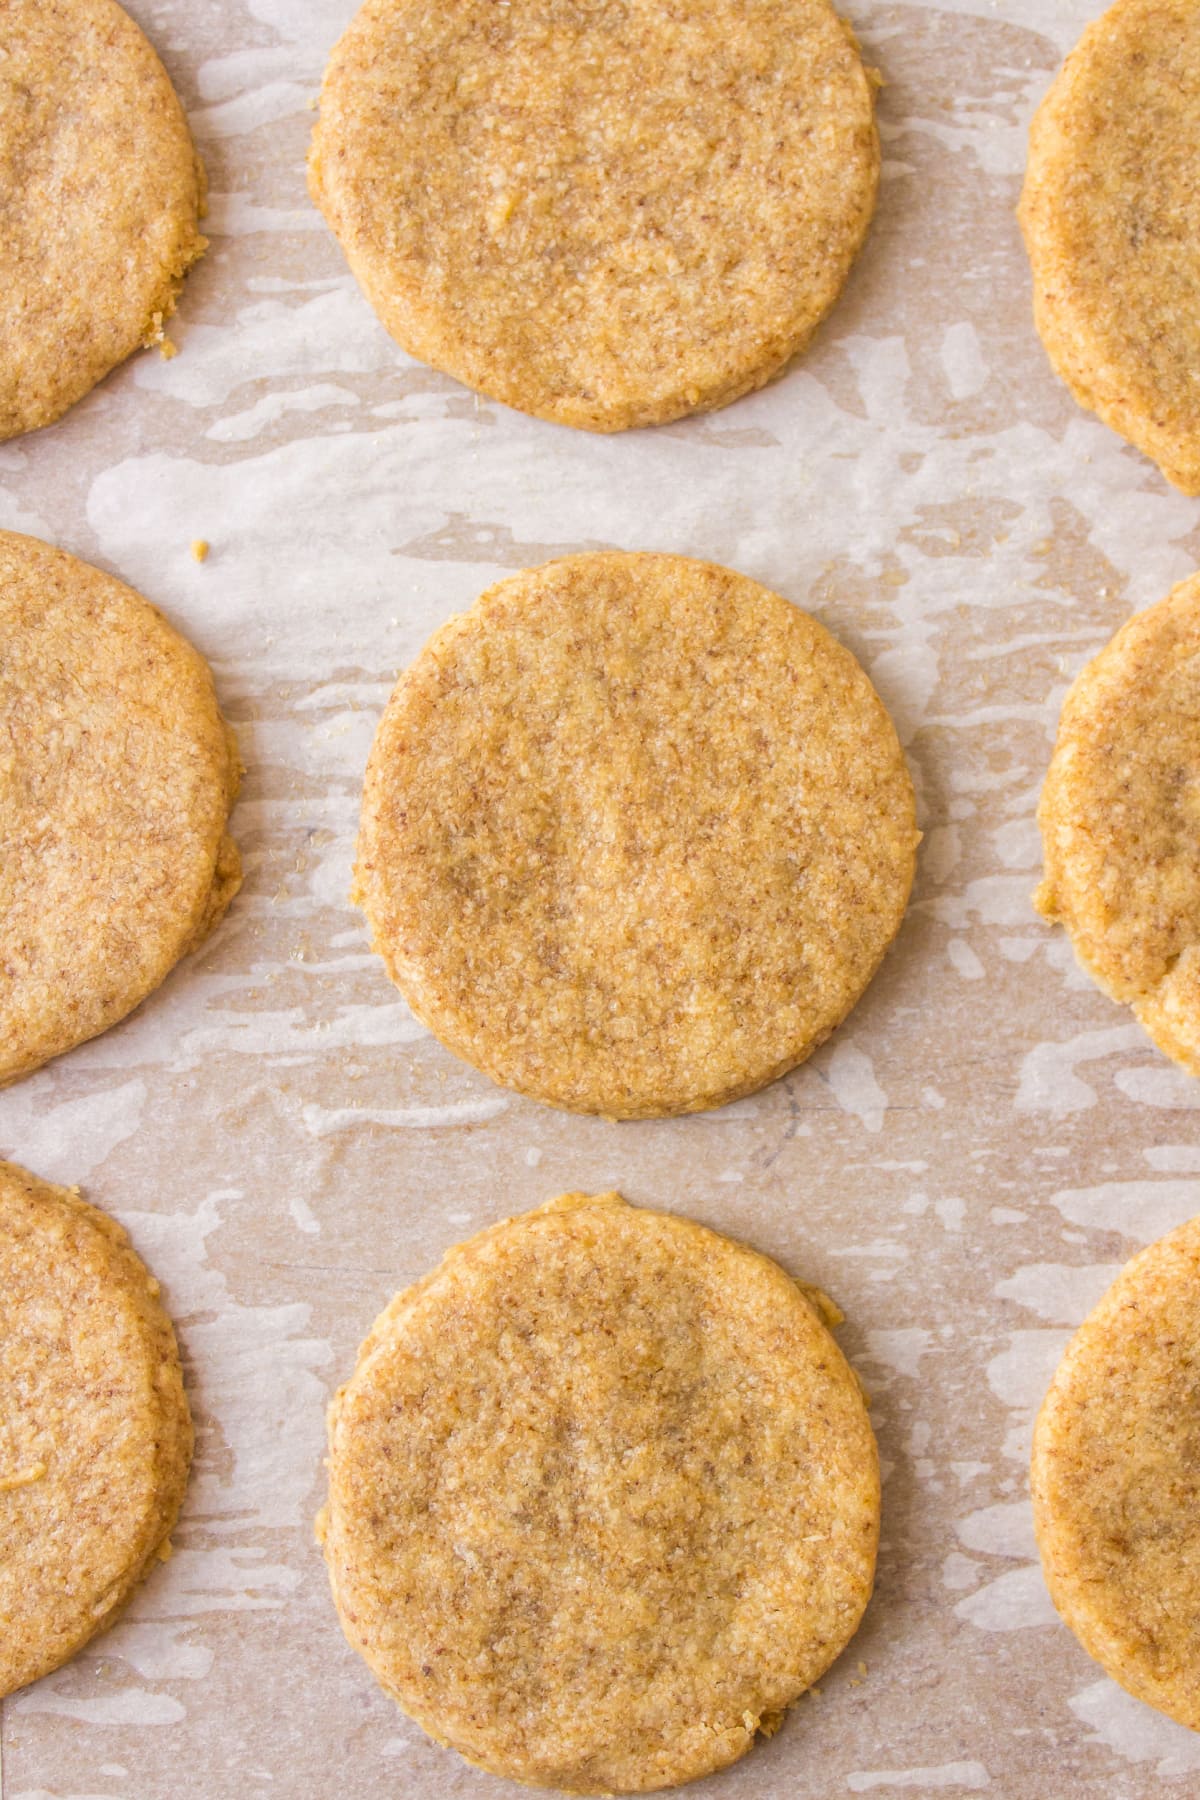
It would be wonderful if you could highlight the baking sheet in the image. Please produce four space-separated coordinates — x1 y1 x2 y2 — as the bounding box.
4 2 1200 1794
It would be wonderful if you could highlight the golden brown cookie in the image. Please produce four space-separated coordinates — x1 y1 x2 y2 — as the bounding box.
0 0 206 441
309 0 878 432
1032 1215 1200 1728
1020 0 1200 493
319 1192 879 1793
0 1159 193 1696
1036 573 1200 1075
355 552 918 1119
0 530 242 1086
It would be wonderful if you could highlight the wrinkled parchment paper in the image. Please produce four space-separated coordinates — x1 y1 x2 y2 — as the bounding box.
4 3 1200 1794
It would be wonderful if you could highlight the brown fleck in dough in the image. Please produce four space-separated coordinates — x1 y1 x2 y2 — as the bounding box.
0 1158 193 1697
1020 0 1200 493
1032 1214 1200 1729
0 530 242 1086
319 1192 879 1794
355 552 918 1119
309 0 879 432
0 0 207 441
1035 572 1200 1075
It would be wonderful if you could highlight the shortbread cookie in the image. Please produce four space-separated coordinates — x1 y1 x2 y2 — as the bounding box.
1020 0 1200 492
309 0 878 431
0 531 241 1085
0 1159 193 1696
319 1192 879 1793
1032 1215 1200 1728
355 552 918 1119
1036 574 1200 1075
0 0 206 440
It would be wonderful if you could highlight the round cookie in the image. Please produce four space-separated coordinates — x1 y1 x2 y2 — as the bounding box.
0 0 206 441
1036 573 1200 1076
319 1192 879 1793
0 530 242 1086
0 1158 193 1696
1032 1215 1200 1728
1020 0 1200 493
355 553 918 1119
309 0 878 432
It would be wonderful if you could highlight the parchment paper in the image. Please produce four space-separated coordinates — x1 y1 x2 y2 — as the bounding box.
3 3 1200 1794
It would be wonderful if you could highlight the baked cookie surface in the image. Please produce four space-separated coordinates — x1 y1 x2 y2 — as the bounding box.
355 552 918 1119
320 1192 879 1793
0 531 241 1086
1032 1214 1200 1728
1020 0 1200 492
0 0 206 441
309 0 878 431
0 1159 193 1697
1036 573 1200 1075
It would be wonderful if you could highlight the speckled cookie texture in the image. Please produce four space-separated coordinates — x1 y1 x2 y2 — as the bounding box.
1036 572 1200 1076
1032 1214 1200 1729
319 1191 879 1794
309 0 879 431
0 0 206 441
1020 0 1200 493
0 1159 193 1697
0 530 242 1085
355 552 918 1119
